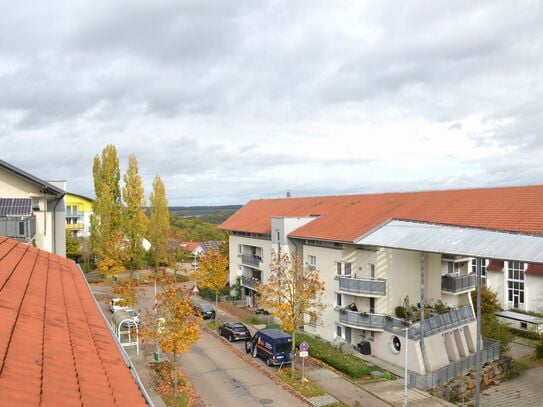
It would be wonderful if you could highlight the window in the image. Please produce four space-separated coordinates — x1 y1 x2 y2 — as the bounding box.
447 262 461 275
520 322 528 330
344 262 352 277
72 205 77 214
18 221 25 236
369 298 375 314
277 231 280 242
336 262 342 276
507 261 525 308
336 293 342 307
336 325 342 338
308 312 317 326
238 245 242 254
471 259 487 282
308 255 316 268
369 263 375 279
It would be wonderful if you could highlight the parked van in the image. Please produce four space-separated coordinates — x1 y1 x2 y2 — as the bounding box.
109 298 129 313
245 328 292 366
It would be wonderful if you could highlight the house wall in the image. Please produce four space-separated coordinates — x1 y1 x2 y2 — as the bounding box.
486 269 505 308
0 168 66 256
526 274 543 313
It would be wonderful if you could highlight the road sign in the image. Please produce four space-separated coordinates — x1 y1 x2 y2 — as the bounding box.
300 341 309 352
299 351 308 357
192 285 199 294
134 272 141 279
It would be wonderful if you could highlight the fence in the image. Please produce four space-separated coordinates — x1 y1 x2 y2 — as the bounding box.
408 338 501 389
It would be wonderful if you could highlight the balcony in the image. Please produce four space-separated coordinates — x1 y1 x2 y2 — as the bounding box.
337 275 386 296
66 223 84 230
408 305 475 340
441 273 476 294
239 254 262 268
241 276 260 291
339 310 385 330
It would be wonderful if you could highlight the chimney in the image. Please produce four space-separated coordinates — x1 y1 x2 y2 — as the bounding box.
286 190 291 198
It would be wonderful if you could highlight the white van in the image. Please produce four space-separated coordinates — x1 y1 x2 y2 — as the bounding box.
109 298 129 313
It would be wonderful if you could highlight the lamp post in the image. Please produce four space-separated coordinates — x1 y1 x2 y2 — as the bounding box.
403 321 410 407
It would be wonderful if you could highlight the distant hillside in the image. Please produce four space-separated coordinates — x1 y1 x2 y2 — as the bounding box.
169 205 241 224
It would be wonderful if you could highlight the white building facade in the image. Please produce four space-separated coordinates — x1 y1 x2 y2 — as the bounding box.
222 186 543 380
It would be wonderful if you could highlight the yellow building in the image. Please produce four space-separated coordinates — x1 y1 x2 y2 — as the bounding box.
65 193 93 238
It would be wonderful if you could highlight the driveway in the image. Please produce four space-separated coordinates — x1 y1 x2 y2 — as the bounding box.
481 366 543 406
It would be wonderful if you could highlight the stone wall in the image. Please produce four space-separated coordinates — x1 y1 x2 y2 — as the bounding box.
430 356 513 403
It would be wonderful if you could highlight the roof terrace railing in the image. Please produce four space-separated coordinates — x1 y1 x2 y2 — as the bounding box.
339 310 386 330
239 254 262 268
241 275 260 290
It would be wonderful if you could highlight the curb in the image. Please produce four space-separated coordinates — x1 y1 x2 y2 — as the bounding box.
202 324 316 406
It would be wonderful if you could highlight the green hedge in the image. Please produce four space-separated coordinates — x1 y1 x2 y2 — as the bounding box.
508 327 541 341
295 332 376 379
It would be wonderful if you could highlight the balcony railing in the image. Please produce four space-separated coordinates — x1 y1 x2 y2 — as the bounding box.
241 276 260 290
66 223 84 230
339 310 386 330
441 273 477 293
337 275 386 296
239 254 262 268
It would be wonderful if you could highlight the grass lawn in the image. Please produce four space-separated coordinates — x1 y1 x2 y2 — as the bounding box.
242 315 281 329
276 367 326 398
295 332 390 380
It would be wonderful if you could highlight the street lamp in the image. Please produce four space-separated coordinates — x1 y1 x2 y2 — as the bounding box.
403 320 411 407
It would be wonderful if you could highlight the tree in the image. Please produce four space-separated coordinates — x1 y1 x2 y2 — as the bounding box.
90 145 124 277
112 280 142 309
148 175 170 270
472 285 512 354
143 283 201 396
258 250 326 373
192 250 229 316
65 230 80 261
122 154 148 278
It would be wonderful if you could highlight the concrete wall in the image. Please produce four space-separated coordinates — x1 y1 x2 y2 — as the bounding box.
527 274 543 312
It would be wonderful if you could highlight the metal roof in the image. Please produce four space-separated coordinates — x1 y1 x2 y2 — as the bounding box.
355 219 543 263
496 310 543 324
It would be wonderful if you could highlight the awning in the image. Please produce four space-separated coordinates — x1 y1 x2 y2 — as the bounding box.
355 220 543 263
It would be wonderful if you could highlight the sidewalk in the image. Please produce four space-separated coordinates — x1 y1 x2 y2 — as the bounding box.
214 300 454 407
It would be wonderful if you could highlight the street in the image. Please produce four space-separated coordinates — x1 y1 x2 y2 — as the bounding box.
179 329 306 407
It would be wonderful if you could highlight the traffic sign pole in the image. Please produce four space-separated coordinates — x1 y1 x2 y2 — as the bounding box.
299 342 309 384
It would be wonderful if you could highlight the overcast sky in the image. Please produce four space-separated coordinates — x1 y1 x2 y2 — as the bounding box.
1 1 542 205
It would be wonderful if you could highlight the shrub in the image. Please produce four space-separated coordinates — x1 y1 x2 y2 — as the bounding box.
434 300 449 314
471 285 501 316
295 332 376 379
395 306 407 319
536 341 543 359
482 314 513 355
508 327 541 341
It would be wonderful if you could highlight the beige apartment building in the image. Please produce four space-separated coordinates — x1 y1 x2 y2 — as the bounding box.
221 185 543 386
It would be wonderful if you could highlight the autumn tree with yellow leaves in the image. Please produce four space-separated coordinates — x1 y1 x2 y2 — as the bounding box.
258 250 326 373
192 250 229 316
143 283 202 396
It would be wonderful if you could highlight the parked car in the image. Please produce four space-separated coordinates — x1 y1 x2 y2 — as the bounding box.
194 303 216 320
109 298 129 313
125 309 141 327
219 322 251 342
245 328 292 366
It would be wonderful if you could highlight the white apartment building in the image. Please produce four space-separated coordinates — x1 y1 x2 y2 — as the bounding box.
0 160 66 256
221 186 543 385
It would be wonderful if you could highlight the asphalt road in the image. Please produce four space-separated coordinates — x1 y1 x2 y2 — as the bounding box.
179 330 306 407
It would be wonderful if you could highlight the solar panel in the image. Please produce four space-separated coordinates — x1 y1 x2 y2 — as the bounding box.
0 198 33 217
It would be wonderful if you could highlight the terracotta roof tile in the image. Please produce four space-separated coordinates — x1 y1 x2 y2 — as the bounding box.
221 185 543 241
0 237 147 406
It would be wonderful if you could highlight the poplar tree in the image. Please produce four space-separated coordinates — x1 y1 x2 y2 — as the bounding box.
148 175 170 270
122 154 148 278
90 145 124 277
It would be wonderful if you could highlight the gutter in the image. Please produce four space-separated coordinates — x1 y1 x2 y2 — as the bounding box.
77 265 155 406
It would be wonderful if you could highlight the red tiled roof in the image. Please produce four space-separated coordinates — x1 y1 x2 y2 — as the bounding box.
182 242 200 252
221 185 543 242
0 236 147 407
487 260 504 272
526 263 543 276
